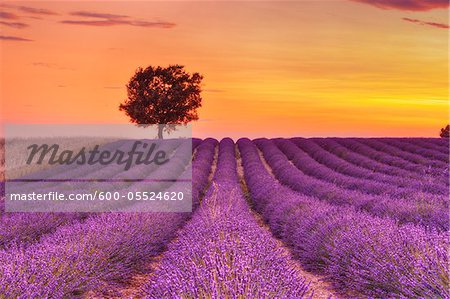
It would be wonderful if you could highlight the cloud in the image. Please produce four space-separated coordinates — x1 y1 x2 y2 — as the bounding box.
32 62 57 67
0 35 32 42
62 10 175 28
350 0 449 11
0 11 19 19
32 62 74 70
61 19 175 28
61 19 128 26
70 11 128 19
129 20 175 28
402 17 449 29
17 6 58 16
1 4 58 16
0 20 29 28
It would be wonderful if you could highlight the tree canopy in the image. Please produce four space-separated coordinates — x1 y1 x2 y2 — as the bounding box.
119 65 203 139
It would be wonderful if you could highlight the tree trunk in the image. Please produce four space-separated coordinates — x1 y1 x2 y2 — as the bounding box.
158 124 164 139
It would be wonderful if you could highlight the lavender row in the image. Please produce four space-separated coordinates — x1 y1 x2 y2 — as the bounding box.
0 213 186 298
401 138 449 152
2 142 188 214
0 212 89 249
192 138 202 150
309 138 434 182
416 138 449 151
142 138 309 299
284 138 447 196
357 138 447 170
0 140 201 247
256 138 448 230
376 138 448 163
0 139 216 299
291 138 444 180
238 138 448 298
14 138 183 193
5 138 111 178
7 138 193 210
334 138 448 181
14 139 128 181
395 137 448 153
189 138 217 209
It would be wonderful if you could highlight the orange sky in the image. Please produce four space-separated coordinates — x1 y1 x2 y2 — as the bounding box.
0 0 448 139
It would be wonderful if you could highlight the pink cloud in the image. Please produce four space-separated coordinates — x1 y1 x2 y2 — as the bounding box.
0 4 58 16
70 11 128 19
61 19 129 26
62 11 175 28
351 0 449 11
17 6 58 16
61 19 175 28
0 11 19 20
402 17 449 29
0 20 28 28
0 35 33 42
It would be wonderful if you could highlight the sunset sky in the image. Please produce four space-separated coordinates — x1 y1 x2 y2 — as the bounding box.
0 0 448 139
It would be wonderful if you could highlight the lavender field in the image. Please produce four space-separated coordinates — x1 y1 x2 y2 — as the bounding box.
0 137 448 299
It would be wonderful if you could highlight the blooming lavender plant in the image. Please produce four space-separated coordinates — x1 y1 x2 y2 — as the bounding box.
0 139 216 298
403 138 448 152
356 138 447 171
333 138 444 178
377 138 448 163
13 139 182 194
237 138 448 298
309 138 438 183
255 138 448 230
278 138 447 197
142 138 310 299
0 137 447 299
0 139 201 248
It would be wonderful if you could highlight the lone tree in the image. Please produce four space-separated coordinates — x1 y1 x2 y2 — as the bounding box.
119 65 203 139
440 124 449 138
